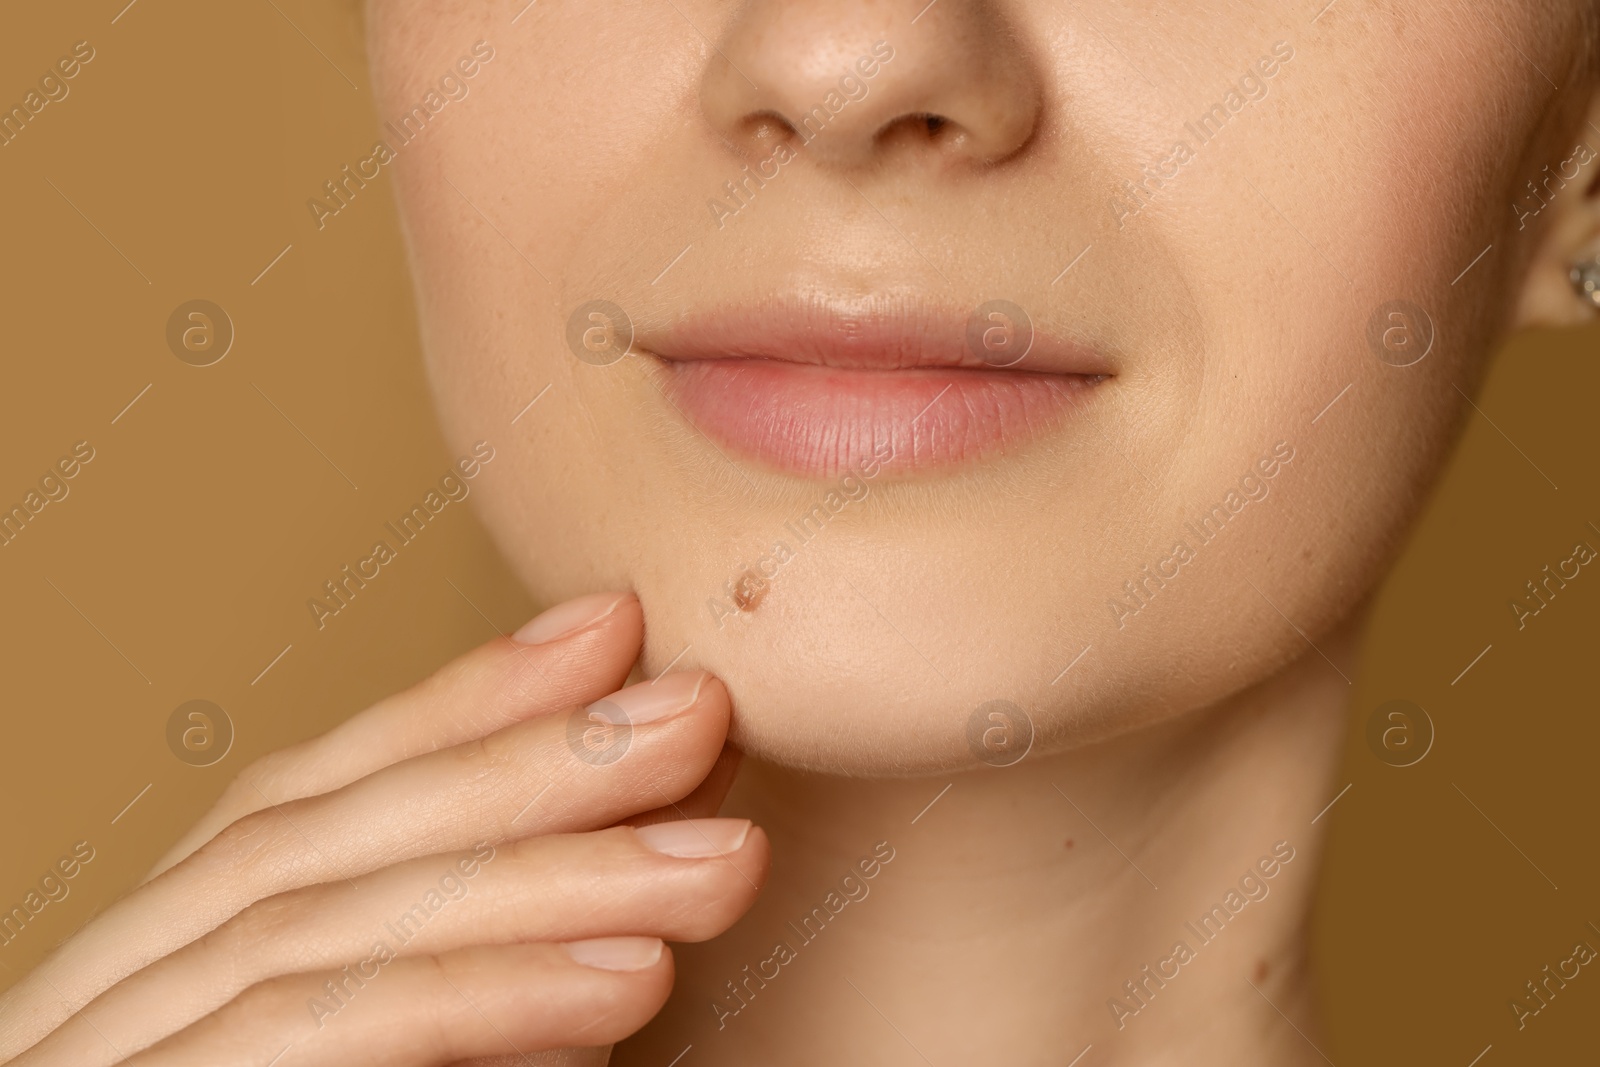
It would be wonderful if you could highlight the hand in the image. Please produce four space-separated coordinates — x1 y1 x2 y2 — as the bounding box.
0 593 767 1066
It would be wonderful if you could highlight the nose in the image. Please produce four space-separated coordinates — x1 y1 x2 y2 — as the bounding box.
700 1 1042 168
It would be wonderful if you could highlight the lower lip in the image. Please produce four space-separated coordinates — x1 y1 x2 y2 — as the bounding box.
656 358 1102 478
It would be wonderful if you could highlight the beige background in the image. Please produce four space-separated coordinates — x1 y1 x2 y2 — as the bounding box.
1 3 1596 1064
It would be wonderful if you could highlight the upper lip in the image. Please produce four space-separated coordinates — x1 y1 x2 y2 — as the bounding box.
638 297 1115 376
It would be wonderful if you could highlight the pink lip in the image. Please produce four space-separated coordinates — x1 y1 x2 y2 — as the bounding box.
641 301 1111 478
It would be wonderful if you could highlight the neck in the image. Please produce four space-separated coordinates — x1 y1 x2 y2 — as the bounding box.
619 630 1356 1067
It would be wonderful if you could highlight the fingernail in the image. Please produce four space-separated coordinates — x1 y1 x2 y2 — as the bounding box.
592 671 707 726
635 818 752 858
513 593 629 645
563 936 664 971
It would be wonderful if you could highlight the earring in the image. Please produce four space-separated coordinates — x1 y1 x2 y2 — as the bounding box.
1570 253 1600 309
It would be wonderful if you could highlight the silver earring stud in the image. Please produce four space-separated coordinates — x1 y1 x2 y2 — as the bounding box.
1570 254 1600 309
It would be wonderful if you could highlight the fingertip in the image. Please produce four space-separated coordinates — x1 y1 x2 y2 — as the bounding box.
562 936 667 972
691 670 730 713
634 817 752 858
513 592 637 646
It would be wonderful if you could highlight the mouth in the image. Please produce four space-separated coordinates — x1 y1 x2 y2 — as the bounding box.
640 297 1112 478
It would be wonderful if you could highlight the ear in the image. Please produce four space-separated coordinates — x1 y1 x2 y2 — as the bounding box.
1513 97 1600 330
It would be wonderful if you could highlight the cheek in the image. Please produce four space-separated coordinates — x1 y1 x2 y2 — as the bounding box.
1099 9 1548 635
376 5 716 603
383 1 705 308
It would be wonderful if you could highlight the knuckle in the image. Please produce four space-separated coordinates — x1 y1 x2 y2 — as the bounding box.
211 884 308 957
189 805 284 876
232 969 313 1022
504 831 553 864
216 737 338 823
460 727 524 785
452 728 550 837
212 750 291 820
474 716 568 795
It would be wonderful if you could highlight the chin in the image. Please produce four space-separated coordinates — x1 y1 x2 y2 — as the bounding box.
618 550 1348 779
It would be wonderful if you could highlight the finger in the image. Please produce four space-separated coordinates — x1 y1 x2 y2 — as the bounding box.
120 939 673 1067
3 671 728 1045
21 822 767 1067
449 1051 611 1067
150 593 643 879
522 740 745 1067
623 742 743 827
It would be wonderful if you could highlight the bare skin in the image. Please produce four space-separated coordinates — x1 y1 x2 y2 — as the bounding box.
8 1 1600 1064
620 628 1355 1066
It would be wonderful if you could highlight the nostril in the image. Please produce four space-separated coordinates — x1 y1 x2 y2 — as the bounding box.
736 110 799 151
700 1 1042 170
875 112 961 155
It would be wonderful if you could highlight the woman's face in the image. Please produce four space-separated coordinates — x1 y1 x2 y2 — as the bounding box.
367 1 1591 774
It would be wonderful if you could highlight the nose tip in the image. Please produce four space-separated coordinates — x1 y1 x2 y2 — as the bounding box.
700 4 1042 168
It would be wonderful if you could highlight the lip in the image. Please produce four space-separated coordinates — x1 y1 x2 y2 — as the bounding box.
641 299 1111 478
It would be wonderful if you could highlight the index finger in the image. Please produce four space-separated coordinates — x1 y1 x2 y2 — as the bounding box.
151 592 643 878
